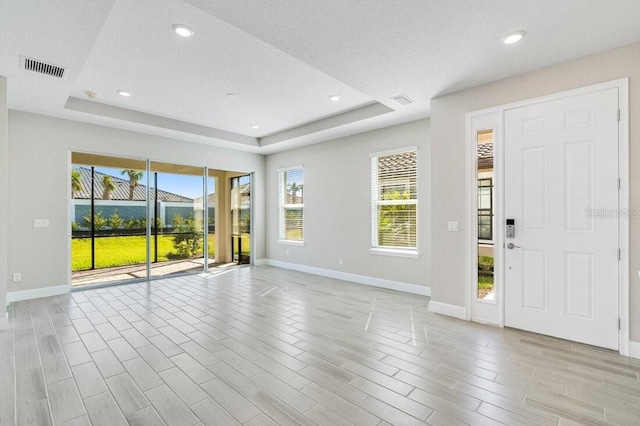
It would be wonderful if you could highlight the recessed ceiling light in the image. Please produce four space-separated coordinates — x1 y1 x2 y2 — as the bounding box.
501 30 526 45
226 93 237 98
329 95 340 101
250 124 260 129
172 24 194 38
117 90 131 97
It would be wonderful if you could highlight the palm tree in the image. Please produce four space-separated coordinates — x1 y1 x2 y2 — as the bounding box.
71 169 82 199
121 169 143 200
286 182 303 204
102 175 117 200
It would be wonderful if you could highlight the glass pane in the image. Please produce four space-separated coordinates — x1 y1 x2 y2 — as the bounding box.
377 203 417 247
239 175 251 236
284 169 304 204
377 151 417 200
282 168 303 241
478 187 491 209
284 207 303 240
478 224 491 240
71 162 148 286
231 175 251 264
477 130 494 300
373 149 418 249
206 174 217 268
150 164 205 277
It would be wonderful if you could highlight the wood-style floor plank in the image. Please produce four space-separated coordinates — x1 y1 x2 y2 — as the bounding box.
4 266 640 425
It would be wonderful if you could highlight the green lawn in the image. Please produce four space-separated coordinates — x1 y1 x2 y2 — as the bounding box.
72 234 216 271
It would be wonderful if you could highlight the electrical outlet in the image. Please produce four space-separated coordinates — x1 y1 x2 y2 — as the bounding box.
12 273 21 282
286 250 290 256
339 258 343 265
448 221 459 232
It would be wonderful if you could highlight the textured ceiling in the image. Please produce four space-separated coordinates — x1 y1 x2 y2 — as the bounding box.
1 0 640 153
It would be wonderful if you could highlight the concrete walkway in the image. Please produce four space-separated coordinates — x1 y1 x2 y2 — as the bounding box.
71 258 229 286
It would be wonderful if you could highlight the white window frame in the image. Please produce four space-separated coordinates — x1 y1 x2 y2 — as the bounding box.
278 165 304 246
370 147 418 258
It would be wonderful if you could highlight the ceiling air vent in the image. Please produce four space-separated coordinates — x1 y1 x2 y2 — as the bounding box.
390 94 414 106
21 56 67 79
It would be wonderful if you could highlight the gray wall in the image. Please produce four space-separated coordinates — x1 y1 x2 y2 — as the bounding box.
0 77 7 323
430 42 640 340
7 111 265 293
265 119 431 289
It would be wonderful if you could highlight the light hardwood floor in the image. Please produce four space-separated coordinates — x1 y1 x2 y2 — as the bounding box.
1 266 640 425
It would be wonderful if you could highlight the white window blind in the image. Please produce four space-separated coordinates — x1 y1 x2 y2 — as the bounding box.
371 149 417 251
279 167 304 242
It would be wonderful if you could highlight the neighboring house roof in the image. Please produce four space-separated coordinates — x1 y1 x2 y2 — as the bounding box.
478 143 493 170
72 167 193 202
378 151 417 174
478 143 493 158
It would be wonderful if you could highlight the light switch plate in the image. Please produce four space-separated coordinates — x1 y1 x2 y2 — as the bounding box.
448 221 459 232
33 219 49 228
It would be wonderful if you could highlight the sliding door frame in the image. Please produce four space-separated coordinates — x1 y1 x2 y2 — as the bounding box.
70 151 242 289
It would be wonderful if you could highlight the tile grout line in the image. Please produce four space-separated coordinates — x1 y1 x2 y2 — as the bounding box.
409 305 416 347
364 297 377 331
50 297 91 425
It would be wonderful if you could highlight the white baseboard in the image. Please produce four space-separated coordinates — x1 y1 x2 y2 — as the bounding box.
257 259 430 297
629 341 640 359
428 301 466 320
7 284 70 304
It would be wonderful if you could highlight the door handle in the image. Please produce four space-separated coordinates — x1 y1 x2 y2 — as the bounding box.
506 243 521 249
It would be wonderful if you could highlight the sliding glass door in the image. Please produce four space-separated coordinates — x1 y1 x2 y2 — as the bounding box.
71 153 148 286
149 162 205 278
206 172 218 269
71 152 249 287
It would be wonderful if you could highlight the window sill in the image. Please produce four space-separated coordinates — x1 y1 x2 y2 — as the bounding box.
369 248 419 259
277 239 304 246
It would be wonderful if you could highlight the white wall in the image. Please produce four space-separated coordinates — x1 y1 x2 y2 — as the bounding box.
430 42 640 340
264 119 431 291
7 111 265 294
0 77 8 328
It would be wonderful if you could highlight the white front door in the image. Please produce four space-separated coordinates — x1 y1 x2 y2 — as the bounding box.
504 88 619 349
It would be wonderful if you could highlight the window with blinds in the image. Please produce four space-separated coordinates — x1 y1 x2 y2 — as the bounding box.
278 166 304 242
370 148 417 252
